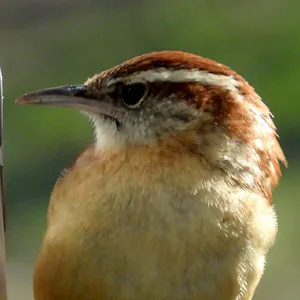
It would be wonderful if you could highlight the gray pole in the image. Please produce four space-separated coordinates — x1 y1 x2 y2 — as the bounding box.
0 67 7 299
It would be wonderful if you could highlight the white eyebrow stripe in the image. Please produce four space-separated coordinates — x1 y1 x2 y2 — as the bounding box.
108 68 240 92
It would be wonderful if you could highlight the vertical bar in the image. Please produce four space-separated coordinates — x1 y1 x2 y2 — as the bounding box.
0 67 7 299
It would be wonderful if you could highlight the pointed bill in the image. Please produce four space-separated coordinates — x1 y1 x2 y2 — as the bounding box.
16 85 123 120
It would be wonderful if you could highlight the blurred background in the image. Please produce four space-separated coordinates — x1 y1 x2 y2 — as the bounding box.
1 0 299 299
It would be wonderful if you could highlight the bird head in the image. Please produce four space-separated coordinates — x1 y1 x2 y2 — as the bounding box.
17 51 286 201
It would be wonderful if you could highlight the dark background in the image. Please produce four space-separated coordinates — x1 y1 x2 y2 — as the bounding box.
1 1 299 299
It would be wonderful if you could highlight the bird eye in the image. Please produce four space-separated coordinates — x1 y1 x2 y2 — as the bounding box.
117 82 147 108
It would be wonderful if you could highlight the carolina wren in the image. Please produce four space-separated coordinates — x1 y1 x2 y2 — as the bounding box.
17 51 286 300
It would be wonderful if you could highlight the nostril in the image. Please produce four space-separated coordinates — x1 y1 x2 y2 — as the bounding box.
73 86 91 98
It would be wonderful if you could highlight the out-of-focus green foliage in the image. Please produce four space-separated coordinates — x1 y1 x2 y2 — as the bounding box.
1 1 299 299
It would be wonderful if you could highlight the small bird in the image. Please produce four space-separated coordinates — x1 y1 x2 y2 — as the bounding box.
17 51 286 300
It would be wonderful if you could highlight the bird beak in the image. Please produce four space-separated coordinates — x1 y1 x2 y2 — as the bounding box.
16 85 113 115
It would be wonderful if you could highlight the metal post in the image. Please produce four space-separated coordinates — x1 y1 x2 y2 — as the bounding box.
0 67 7 299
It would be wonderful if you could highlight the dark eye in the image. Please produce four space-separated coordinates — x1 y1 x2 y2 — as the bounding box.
117 83 147 108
